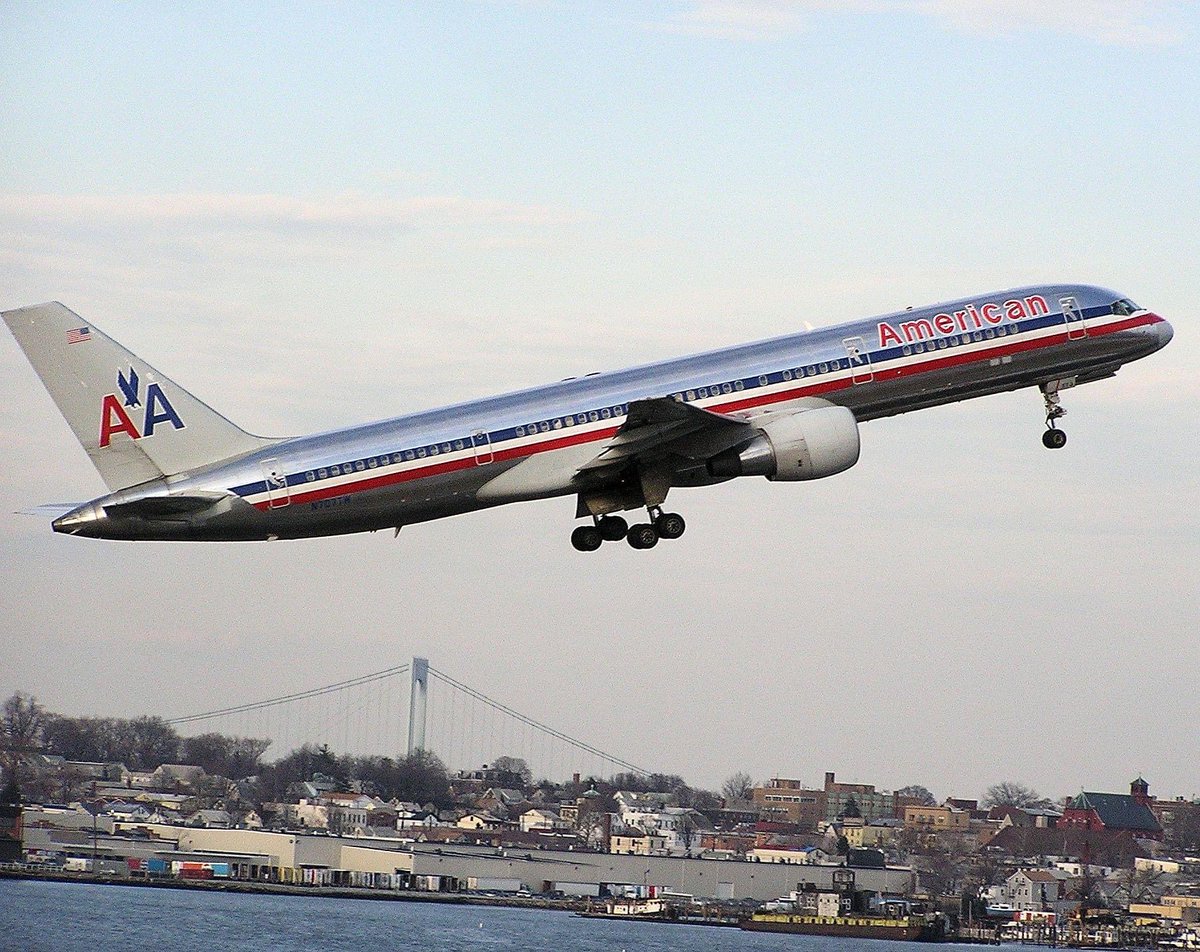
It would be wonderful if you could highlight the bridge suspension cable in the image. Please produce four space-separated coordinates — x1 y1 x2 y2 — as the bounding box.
427 665 648 777
166 663 411 726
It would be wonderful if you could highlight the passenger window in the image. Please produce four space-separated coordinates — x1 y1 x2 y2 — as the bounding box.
417 448 426 458
734 380 744 391
589 412 599 422
758 375 768 386
915 343 925 353
441 443 450 453
354 461 364 471
454 440 464 451
404 451 414 461
972 332 982 342
599 408 609 419
305 471 315 481
782 371 792 381
818 363 828 373
537 422 548 432
698 388 708 398
330 465 340 475
722 383 732 394
984 329 995 339
368 458 377 468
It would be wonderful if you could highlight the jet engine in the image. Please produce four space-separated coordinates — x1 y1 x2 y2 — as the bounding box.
706 405 860 481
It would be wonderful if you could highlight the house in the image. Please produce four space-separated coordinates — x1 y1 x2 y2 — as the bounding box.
457 812 505 831
152 764 206 790
519 809 569 833
186 809 233 829
747 845 828 865
904 804 969 832
610 833 667 855
1059 778 1163 840
104 802 152 823
1005 868 1073 912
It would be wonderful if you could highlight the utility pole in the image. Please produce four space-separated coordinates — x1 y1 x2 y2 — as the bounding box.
407 657 428 756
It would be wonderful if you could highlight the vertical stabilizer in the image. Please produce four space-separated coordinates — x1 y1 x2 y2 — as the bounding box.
3 302 273 490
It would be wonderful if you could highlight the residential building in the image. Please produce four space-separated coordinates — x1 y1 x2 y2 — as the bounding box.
519 809 569 833
751 779 824 829
823 772 898 823
610 833 667 855
903 804 969 832
1005 868 1072 912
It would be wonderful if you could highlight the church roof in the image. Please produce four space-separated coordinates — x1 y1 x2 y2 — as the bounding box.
1070 792 1161 833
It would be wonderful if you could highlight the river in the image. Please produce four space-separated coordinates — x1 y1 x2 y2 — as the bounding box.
0 878 989 952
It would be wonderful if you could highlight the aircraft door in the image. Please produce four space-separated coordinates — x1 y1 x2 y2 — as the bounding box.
1060 296 1087 340
472 430 493 465
843 336 873 384
261 458 291 508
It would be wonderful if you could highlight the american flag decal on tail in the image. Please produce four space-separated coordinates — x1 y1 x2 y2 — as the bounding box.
66 326 91 344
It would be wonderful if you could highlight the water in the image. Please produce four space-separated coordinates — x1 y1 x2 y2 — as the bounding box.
0 879 981 952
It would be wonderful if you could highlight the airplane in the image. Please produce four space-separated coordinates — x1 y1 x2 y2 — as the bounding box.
2 284 1173 550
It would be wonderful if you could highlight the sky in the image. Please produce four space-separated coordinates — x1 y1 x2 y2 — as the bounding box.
1 1 1197 804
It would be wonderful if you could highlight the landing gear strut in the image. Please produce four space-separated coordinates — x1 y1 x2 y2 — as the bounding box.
1041 384 1068 449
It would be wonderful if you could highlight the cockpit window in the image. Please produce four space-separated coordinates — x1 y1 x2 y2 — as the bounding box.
1112 298 1139 316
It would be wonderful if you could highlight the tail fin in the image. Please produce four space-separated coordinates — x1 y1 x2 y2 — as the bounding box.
3 302 274 490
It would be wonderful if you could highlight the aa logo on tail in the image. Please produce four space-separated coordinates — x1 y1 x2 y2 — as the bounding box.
99 367 185 447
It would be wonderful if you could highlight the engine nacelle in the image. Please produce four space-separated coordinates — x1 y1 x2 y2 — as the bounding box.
706 406 860 481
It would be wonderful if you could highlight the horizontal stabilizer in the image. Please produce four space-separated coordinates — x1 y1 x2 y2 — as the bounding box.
17 502 84 518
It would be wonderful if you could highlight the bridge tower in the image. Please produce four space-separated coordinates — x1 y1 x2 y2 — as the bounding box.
407 657 429 755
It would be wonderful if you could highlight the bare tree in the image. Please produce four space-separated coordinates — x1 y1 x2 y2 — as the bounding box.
2 692 46 787
897 784 937 806
721 771 754 803
983 781 1051 810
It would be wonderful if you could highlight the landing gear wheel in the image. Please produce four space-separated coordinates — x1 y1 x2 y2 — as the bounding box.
654 512 686 540
626 523 659 549
1042 428 1067 449
597 515 628 542
571 525 603 552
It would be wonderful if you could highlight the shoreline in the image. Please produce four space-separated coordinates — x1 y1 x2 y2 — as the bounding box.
0 867 586 912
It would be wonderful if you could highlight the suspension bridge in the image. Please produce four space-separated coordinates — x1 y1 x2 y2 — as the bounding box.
165 658 648 782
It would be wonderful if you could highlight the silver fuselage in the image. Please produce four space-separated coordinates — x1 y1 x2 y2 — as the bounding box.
55 283 1173 540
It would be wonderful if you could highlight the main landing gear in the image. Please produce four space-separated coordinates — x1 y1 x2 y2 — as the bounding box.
570 508 687 551
1041 383 1068 450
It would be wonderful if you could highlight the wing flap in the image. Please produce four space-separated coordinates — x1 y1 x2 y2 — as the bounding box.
576 397 750 473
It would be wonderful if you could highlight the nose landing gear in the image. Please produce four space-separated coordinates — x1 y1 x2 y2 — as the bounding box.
1041 383 1068 449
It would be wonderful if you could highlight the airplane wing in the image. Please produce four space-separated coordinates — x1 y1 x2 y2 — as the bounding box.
575 397 751 473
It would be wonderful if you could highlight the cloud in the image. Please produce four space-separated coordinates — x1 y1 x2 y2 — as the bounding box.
0 191 575 233
656 0 1187 45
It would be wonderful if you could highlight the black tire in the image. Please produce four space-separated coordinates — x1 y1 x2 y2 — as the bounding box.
598 515 628 542
626 523 659 549
1042 428 1067 449
655 512 686 540
571 525 603 552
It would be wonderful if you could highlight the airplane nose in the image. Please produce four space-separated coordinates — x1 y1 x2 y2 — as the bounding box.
1157 319 1174 348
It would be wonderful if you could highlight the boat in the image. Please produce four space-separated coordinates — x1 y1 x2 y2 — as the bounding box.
740 911 937 940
